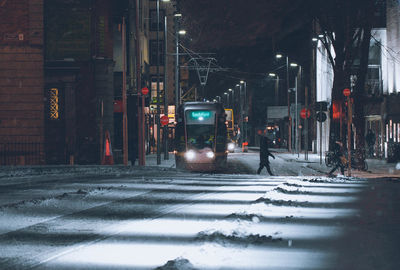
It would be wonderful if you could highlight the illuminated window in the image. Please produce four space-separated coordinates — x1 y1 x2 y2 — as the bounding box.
49 88 59 120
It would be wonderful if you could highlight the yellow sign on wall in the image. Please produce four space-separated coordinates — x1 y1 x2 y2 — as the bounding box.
49 88 59 120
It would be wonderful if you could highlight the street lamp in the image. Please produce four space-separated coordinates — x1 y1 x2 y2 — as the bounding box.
269 73 280 106
239 80 247 150
174 13 186 111
228 88 234 108
224 92 229 108
156 0 170 165
289 62 302 156
276 53 290 152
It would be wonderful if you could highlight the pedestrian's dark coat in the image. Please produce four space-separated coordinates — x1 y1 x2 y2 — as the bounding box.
259 137 275 162
257 136 275 175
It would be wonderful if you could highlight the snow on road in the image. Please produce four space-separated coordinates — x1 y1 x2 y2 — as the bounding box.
0 153 399 270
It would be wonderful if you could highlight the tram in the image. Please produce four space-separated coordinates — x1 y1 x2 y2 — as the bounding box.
174 102 228 171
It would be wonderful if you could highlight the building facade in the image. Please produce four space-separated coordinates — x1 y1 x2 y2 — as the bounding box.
0 0 184 165
314 0 400 159
0 0 45 165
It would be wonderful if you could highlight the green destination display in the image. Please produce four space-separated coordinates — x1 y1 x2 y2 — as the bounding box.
190 111 211 120
186 110 215 124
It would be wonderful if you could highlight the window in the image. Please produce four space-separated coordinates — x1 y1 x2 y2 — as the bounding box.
149 40 164 65
151 77 164 100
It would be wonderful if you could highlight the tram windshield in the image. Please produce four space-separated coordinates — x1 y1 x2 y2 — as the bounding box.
185 110 216 150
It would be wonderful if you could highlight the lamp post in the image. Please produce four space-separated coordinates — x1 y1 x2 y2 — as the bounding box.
228 88 234 108
224 92 229 108
276 53 291 152
163 15 169 160
174 13 183 109
269 73 279 106
156 0 170 165
240 80 247 149
290 63 302 156
122 17 128 166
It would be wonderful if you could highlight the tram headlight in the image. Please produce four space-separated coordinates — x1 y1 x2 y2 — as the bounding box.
185 150 196 161
206 151 215 159
227 142 235 151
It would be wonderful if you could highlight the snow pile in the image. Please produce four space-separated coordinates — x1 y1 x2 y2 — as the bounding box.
194 217 283 249
196 230 282 247
154 257 197 270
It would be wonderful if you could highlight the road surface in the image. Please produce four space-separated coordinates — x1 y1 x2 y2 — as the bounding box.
0 151 399 269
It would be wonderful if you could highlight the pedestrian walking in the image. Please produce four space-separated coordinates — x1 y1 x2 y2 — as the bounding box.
328 140 346 177
257 136 275 175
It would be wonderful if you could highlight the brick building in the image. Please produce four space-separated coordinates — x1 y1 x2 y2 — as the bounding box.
0 0 45 165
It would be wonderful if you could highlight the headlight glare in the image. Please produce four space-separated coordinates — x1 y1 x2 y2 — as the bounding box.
185 150 196 160
227 143 235 151
206 151 215 158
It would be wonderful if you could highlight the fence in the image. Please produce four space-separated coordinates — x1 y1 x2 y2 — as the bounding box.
0 142 44 165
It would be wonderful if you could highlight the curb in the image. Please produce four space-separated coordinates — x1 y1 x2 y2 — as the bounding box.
0 164 177 179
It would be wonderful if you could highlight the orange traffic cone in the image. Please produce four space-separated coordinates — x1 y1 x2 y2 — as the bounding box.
102 131 114 165
242 141 248 152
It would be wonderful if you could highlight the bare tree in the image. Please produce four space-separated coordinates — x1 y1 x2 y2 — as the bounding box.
310 0 380 158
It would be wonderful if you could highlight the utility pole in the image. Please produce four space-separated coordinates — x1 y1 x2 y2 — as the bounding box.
239 83 244 148
135 0 145 166
275 75 279 106
163 15 169 160
295 77 298 156
174 14 181 110
286 56 291 152
243 81 247 145
156 0 161 165
122 17 128 166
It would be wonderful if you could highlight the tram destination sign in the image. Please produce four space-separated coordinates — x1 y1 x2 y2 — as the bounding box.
186 110 215 124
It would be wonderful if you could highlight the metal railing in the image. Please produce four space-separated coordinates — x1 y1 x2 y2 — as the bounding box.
0 142 44 165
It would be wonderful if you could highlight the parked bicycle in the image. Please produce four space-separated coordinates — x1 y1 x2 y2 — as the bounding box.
325 149 368 171
348 150 368 171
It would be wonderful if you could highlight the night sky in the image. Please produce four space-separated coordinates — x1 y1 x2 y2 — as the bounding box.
180 0 313 99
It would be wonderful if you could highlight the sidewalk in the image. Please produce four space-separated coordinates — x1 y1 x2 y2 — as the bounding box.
274 149 400 178
0 154 176 180
145 153 176 168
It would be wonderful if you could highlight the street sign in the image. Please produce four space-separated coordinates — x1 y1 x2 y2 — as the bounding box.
160 115 169 126
300 108 311 119
316 111 327 122
343 88 351 96
314 101 328 111
141 87 149 95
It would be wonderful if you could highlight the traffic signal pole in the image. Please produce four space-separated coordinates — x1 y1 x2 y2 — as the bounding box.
347 96 352 177
136 0 145 166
